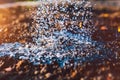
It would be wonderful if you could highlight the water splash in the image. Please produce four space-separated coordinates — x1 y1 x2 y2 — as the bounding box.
0 0 118 67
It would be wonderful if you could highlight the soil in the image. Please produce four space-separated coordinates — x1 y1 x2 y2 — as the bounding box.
0 6 34 44
0 2 120 80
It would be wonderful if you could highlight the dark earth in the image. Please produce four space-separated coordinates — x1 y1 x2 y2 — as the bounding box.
0 1 120 80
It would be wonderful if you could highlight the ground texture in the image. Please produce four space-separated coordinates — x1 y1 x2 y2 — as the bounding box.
0 2 120 80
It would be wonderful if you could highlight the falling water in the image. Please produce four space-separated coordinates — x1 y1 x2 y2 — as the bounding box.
0 0 119 67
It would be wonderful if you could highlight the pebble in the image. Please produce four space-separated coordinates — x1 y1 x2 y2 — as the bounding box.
0 60 4 67
16 60 24 71
34 71 39 75
71 70 77 78
45 73 52 78
80 78 85 80
79 22 83 28
99 13 109 18
18 71 23 74
4 28 8 32
40 66 47 73
4 67 12 72
107 73 113 80
100 26 108 30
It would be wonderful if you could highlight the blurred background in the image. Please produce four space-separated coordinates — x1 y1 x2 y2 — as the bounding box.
0 0 34 4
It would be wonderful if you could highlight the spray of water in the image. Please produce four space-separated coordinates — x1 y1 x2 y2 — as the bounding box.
0 0 118 67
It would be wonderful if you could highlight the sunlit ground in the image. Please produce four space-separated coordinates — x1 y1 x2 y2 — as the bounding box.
0 0 120 80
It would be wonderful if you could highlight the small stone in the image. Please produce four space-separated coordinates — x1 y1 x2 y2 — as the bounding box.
101 67 105 71
16 60 24 71
45 73 52 78
4 67 12 72
107 73 113 80
99 13 109 18
40 66 47 73
108 73 112 77
71 70 77 78
39 76 43 79
97 76 102 80
19 14 25 20
4 28 8 32
34 71 39 75
0 60 4 67
80 78 84 80
100 26 108 30
18 71 23 74
79 22 83 28
15 19 19 24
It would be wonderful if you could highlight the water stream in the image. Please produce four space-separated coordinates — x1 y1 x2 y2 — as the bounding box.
0 0 119 67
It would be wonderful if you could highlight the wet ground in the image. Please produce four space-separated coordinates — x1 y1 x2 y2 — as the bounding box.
0 1 120 80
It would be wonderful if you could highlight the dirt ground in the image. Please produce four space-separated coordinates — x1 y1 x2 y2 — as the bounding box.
0 2 120 80
0 6 34 44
